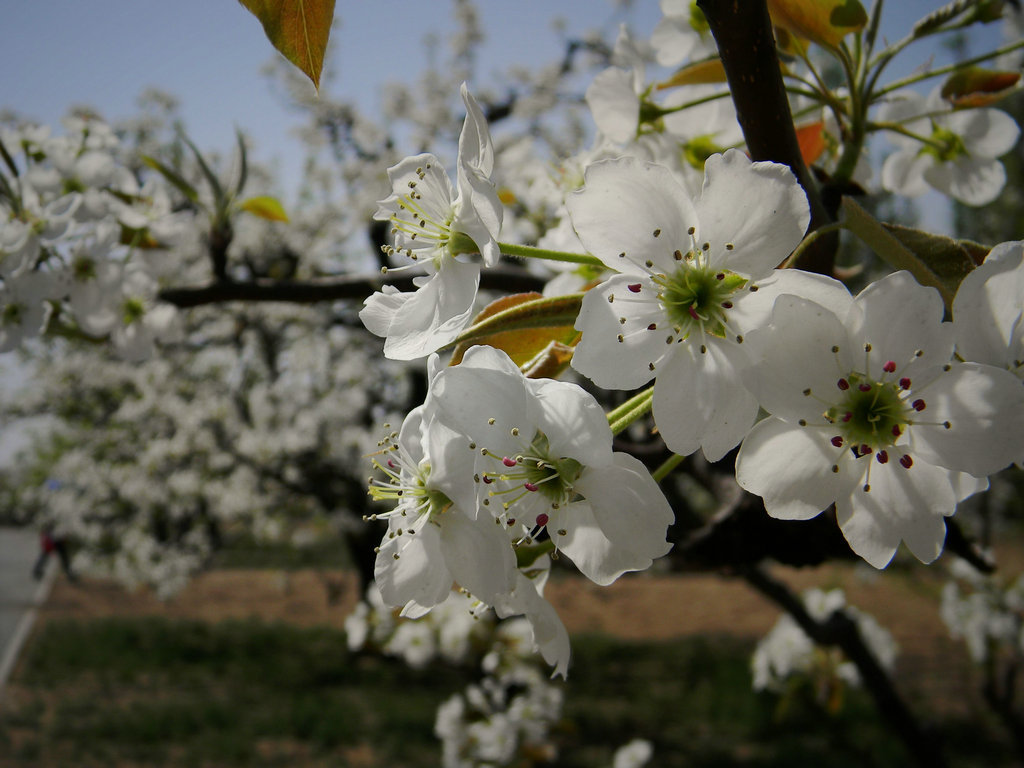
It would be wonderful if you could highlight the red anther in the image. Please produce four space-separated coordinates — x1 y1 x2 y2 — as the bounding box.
688 305 700 320
722 301 733 309
716 273 725 280
842 412 853 422
859 444 871 457
891 425 901 437
837 378 850 391
524 482 539 492
536 513 549 527
899 377 911 390
502 456 517 467
912 399 926 412
507 518 516 526
387 459 396 469
482 475 494 484
627 283 642 293
831 436 844 448
877 450 889 464
647 323 657 330
858 383 872 392
899 455 913 469
883 360 897 373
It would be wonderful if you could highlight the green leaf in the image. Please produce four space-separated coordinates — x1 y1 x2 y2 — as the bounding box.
767 0 867 50
238 195 289 222
140 155 199 204
180 133 226 210
841 197 986 309
448 293 582 368
238 0 335 91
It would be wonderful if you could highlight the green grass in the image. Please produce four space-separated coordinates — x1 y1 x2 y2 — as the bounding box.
0 617 1013 767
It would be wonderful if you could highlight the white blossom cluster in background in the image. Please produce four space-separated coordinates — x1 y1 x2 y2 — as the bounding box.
347 585 567 768
942 559 1024 665
752 588 897 697
344 582 655 768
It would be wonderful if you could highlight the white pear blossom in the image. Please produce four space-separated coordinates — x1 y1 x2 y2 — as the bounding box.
752 588 897 693
567 150 845 461
368 360 517 615
429 344 674 588
360 83 503 360
650 0 717 67
879 89 1020 206
736 272 1024 567
952 240 1024 382
0 271 58 351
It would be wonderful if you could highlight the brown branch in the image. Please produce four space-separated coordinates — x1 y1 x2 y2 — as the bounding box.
742 564 950 768
158 267 547 309
697 0 836 276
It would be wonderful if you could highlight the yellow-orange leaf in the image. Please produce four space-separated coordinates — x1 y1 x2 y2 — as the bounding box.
941 67 1021 110
795 120 827 166
449 293 581 371
238 0 335 91
657 57 728 90
767 0 867 50
238 195 290 222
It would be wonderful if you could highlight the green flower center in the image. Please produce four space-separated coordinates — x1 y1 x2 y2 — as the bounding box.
920 123 968 163
483 431 583 513
655 263 747 340
826 372 910 451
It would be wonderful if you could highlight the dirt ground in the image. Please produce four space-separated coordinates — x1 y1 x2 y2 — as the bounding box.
33 556 989 717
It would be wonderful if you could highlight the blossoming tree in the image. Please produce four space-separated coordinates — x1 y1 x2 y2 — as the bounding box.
3 0 1024 764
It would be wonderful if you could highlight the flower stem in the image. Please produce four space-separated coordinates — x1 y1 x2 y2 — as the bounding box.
780 222 845 269
606 387 654 436
874 39 1024 98
499 242 603 268
652 452 685 483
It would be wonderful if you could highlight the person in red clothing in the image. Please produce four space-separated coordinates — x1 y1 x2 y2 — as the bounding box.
32 523 76 581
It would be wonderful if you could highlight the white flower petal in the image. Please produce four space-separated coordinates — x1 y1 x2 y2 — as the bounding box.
695 150 810 276
736 419 845 520
572 276 665 390
567 158 698 274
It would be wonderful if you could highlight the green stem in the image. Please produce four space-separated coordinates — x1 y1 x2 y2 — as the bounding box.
652 452 685 483
653 89 734 116
606 387 654 437
780 222 845 269
499 242 603 268
873 39 1024 98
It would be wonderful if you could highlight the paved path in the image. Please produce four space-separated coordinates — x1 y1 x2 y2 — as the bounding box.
0 527 54 698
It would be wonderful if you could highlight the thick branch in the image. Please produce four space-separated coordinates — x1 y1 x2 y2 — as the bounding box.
158 267 547 309
697 0 836 275
742 564 950 768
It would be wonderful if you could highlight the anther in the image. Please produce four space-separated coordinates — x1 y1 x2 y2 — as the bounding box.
912 399 926 412
899 455 913 469
627 283 642 293
877 450 889 464
858 383 872 392
652 228 661 238
803 388 812 396
837 378 850 391
524 482 539 492
536 513 549 527
831 436 843 447
883 361 896 373
899 378 911 390
502 457 517 467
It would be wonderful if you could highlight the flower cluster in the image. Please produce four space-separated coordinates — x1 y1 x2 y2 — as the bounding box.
366 345 674 675
752 588 897 699
0 117 186 360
